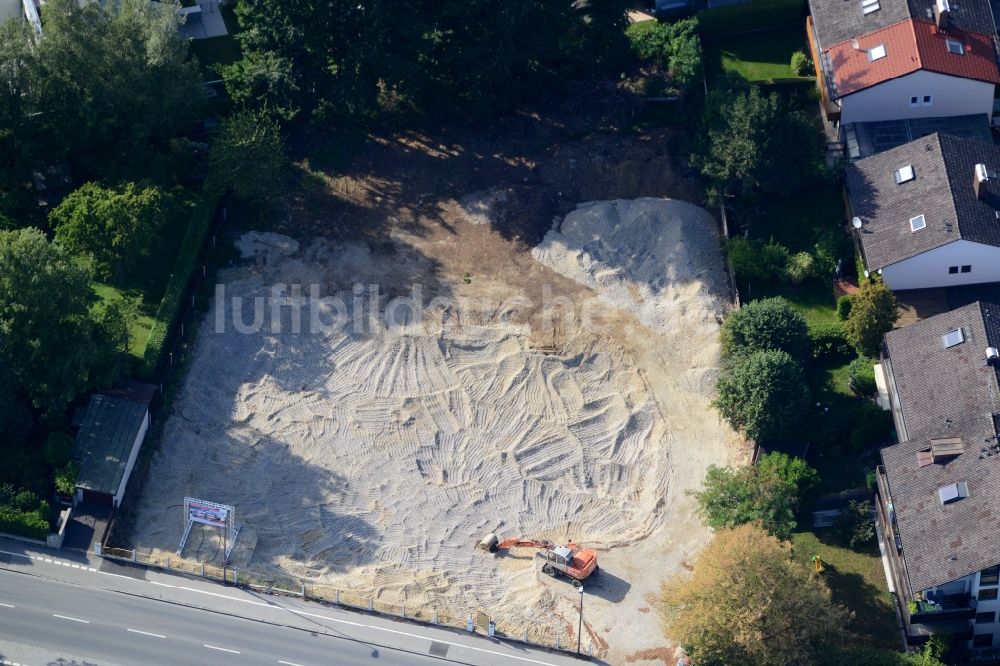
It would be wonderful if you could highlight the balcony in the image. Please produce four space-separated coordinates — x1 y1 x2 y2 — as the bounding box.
806 16 841 124
909 594 977 625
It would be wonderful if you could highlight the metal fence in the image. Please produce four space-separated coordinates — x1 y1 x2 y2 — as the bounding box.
99 546 595 657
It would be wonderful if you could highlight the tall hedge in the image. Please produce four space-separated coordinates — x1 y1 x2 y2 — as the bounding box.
138 192 224 379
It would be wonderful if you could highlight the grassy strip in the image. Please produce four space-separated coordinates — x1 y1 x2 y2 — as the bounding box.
138 191 224 379
790 531 899 650
703 25 812 83
697 0 807 37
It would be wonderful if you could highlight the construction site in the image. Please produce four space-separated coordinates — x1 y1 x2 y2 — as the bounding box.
126 115 745 663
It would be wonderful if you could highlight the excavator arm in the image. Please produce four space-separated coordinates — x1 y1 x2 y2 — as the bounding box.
495 538 554 550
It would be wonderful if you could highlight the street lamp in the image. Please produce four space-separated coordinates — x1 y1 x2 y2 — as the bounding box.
577 586 584 654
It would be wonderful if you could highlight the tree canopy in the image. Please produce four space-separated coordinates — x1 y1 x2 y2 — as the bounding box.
696 85 822 200
226 0 631 122
661 524 849 666
720 297 810 360
714 349 811 443
50 182 169 282
207 111 287 215
692 452 819 539
845 280 898 357
627 18 702 90
0 228 108 418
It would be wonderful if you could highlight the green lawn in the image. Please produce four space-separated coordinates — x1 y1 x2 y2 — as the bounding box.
704 25 813 84
748 280 839 330
790 531 899 650
92 194 197 360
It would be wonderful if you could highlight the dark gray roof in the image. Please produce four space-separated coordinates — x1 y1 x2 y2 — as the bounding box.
846 132 1000 269
880 301 1000 591
849 113 992 158
809 0 997 49
73 393 149 496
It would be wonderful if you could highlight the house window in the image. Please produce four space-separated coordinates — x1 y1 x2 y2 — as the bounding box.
894 164 915 184
943 328 965 348
981 588 999 601
862 0 880 13
910 214 926 231
869 44 887 61
923 95 933 105
946 39 965 55
962 265 972 273
974 633 995 648
949 266 959 274
910 96 920 106
982 566 1000 586
978 612 998 624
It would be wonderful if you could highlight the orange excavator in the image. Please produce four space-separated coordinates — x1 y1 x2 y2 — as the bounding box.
477 533 598 588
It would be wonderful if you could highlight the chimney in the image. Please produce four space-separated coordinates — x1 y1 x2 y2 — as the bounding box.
975 163 989 200
935 0 951 29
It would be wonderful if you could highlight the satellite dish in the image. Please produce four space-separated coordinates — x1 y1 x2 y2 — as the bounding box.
852 217 863 229
864 270 870 278
851 38 861 50
877 269 883 275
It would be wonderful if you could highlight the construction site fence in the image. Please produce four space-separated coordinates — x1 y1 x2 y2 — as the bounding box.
100 546 596 657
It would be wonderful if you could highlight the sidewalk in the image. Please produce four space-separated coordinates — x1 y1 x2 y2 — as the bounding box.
0 537 595 666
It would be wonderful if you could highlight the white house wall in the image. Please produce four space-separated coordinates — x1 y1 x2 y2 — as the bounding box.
114 411 150 507
840 71 994 125
880 240 1000 291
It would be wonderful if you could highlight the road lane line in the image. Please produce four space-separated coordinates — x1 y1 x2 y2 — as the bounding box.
203 644 240 654
278 661 305 666
149 581 176 588
52 614 89 623
127 628 167 638
179 586 270 606
97 571 133 579
0 602 14 608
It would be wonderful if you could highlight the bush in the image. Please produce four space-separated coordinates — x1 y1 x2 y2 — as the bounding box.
847 357 877 397
836 294 853 321
809 323 853 363
849 402 893 452
714 349 811 442
54 461 80 496
721 297 810 360
790 50 812 76
42 431 75 469
835 499 875 549
845 280 898 357
627 18 702 90
139 191 224 378
785 251 815 284
0 485 50 540
727 237 790 284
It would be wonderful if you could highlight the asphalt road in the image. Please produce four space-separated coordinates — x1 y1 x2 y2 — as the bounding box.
0 569 449 666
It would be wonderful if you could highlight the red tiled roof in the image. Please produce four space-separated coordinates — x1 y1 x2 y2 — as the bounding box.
826 19 1000 98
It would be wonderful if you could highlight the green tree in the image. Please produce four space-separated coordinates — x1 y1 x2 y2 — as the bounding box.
697 85 821 200
29 0 202 178
208 111 287 215
835 499 875 549
660 524 849 666
844 280 898 357
51 182 168 282
692 452 819 539
720 297 810 360
628 18 702 89
91 292 142 384
714 349 811 442
0 228 103 418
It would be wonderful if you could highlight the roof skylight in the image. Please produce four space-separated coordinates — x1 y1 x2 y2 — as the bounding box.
868 44 887 61
894 164 915 184
942 328 965 348
946 39 965 55
862 0 880 14
910 214 926 231
938 481 969 505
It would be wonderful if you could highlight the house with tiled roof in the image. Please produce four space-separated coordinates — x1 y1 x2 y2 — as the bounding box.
846 132 1000 290
807 0 1000 131
875 302 1000 651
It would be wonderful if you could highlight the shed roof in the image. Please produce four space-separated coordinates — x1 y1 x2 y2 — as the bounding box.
73 393 149 496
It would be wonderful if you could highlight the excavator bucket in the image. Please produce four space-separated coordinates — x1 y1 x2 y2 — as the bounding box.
478 533 500 552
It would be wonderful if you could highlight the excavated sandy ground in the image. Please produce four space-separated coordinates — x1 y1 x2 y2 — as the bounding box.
130 198 741 663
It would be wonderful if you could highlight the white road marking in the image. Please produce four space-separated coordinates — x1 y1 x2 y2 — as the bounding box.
149 581 176 588
0 602 15 608
278 661 305 666
97 571 133 580
179 586 270 606
52 614 89 624
203 644 240 654
128 628 167 638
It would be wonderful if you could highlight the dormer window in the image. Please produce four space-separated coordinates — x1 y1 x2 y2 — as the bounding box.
895 165 915 184
946 39 965 55
869 44 888 61
862 0 881 14
910 214 926 231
